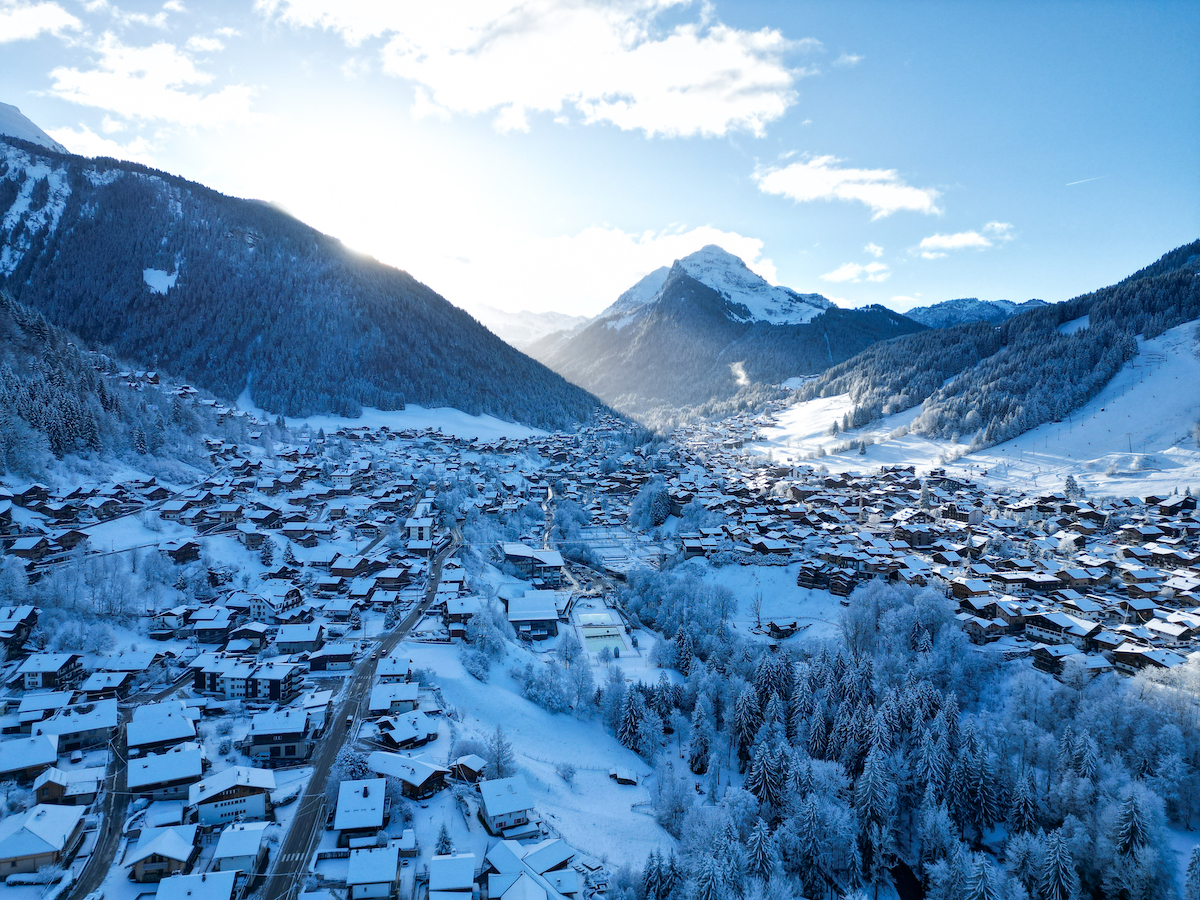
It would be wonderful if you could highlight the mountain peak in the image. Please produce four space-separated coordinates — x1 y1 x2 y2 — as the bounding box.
601 244 832 326
0 102 67 154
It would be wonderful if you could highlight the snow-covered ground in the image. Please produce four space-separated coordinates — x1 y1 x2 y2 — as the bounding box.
236 389 545 441
679 559 844 643
405 642 677 862
752 318 1200 498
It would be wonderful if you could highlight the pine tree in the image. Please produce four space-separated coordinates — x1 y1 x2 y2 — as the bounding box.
1040 828 1080 900
618 691 645 749
642 850 663 900
283 541 298 566
1184 846 1200 900
435 823 453 855
733 685 762 765
689 855 723 900
745 818 775 881
1008 769 1039 834
662 851 683 900
260 538 275 567
963 854 1004 900
1113 790 1150 856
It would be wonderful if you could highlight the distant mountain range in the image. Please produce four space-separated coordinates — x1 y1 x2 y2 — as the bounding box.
528 245 923 423
903 297 1048 328
0 128 605 430
470 305 589 350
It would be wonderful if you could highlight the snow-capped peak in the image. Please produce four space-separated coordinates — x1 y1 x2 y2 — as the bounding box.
0 103 67 154
599 244 832 326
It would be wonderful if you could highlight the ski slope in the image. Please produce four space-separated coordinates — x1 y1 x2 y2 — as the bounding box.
752 318 1200 498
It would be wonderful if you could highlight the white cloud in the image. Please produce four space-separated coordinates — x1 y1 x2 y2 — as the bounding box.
917 221 1014 259
0 0 81 42
49 33 255 126
185 35 224 52
832 52 862 67
755 154 941 219
45 124 156 163
864 242 883 257
820 261 889 283
258 0 808 137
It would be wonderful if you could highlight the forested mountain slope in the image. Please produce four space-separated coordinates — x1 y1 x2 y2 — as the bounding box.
796 240 1200 446
529 248 923 424
0 135 605 429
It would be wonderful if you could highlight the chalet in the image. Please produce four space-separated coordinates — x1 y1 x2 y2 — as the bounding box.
251 586 304 624
0 605 38 651
0 734 59 781
16 653 83 690
33 766 102 806
376 711 439 751
242 708 311 764
129 702 199 754
0 804 85 874
368 683 419 717
1024 612 1101 649
376 656 412 684
276 623 325 654
506 592 560 640
33 698 119 751
155 871 237 900
163 540 202 564
309 642 357 671
484 838 581 900
188 767 276 826
347 843 401 900
479 776 536 837
128 744 208 803
212 821 270 877
1111 641 1187 674
334 779 387 847
9 535 51 561
429 853 478 897
127 824 200 882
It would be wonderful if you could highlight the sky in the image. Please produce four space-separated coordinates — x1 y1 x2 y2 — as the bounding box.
1 0 1197 318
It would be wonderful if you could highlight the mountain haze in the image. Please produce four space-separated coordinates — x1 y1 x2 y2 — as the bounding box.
0 132 605 430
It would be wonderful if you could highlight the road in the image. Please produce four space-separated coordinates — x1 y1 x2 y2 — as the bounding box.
67 670 192 900
261 531 461 900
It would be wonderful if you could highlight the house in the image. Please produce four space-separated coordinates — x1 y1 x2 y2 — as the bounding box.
309 643 357 671
0 804 85 874
250 587 303 624
16 652 83 690
33 766 103 806
80 670 136 700
0 605 38 650
334 779 387 847
478 776 536 836
376 656 412 684
242 708 311 764
347 843 401 900
127 743 207 800
188 767 276 826
452 755 487 784
9 535 51 561
375 711 439 751
127 824 200 882
1024 612 1101 649
11 691 72 733
211 821 270 876
33 697 119 751
485 838 580 900
367 683 419 717
506 593 560 640
154 870 237 900
367 752 449 800
276 623 325 654
0 733 59 781
429 853 477 896
129 702 199 754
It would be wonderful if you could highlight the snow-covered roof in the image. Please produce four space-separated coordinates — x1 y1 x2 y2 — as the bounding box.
334 778 386 831
0 804 83 859
347 843 400 886
367 752 449 787
479 776 535 818
0 734 57 776
212 821 270 861
128 743 205 790
127 824 198 866
429 853 477 892
189 767 275 807
155 870 237 900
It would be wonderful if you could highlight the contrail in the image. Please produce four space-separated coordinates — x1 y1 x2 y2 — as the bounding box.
1065 175 1109 186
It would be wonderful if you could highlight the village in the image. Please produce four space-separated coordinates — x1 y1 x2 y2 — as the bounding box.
0 374 1197 900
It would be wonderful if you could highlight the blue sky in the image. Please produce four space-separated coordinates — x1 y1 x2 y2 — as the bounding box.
1 0 1197 317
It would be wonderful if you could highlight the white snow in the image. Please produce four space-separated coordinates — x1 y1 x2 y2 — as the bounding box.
677 245 831 325
751 318 1200 498
1058 314 1090 334
0 144 71 276
594 245 831 326
143 268 178 295
0 103 67 153
236 388 545 441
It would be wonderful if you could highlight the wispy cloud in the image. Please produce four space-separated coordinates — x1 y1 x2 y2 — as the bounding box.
46 123 156 162
821 261 890 283
864 242 883 258
0 0 81 43
1065 175 1109 186
832 52 862 67
917 221 1013 259
257 0 812 137
49 32 255 127
755 154 941 219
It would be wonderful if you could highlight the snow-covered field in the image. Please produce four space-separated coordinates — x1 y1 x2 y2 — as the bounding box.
236 389 545 441
405 642 677 862
752 318 1200 498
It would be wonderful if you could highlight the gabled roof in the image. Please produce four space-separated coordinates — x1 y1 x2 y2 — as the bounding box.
155 870 237 900
126 824 198 866
0 804 83 859
189 767 275 807
479 776 535 818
